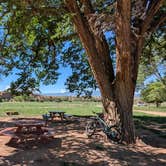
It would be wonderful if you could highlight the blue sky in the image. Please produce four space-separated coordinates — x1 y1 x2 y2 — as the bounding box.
0 66 72 94
40 66 72 94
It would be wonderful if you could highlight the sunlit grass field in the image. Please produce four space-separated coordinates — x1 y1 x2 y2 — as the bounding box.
0 101 102 117
134 105 166 112
0 101 165 117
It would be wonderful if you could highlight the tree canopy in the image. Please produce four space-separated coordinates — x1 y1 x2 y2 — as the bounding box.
0 0 115 96
137 30 166 90
0 0 165 96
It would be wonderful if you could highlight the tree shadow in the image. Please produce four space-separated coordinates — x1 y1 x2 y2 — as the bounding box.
134 116 166 124
134 115 166 148
0 116 165 165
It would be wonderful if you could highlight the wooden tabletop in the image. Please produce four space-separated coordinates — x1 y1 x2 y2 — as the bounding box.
15 122 44 127
49 111 65 113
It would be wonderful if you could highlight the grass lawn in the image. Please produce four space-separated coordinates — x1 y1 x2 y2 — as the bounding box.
0 101 102 117
0 101 165 117
134 105 166 112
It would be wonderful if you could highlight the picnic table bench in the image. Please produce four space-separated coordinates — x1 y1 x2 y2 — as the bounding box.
8 122 54 143
6 111 19 116
49 110 66 121
42 111 73 125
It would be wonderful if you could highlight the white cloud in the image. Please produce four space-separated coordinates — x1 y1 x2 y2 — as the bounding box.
4 85 10 90
59 89 67 93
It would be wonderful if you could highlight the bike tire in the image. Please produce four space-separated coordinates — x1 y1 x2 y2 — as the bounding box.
85 121 97 137
106 127 121 143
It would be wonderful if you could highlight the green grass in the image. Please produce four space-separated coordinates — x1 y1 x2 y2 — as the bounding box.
1 101 165 139
0 101 165 117
133 105 166 112
0 101 102 117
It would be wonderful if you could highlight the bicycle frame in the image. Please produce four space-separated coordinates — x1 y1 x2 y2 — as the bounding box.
95 114 107 127
93 112 111 132
86 112 121 142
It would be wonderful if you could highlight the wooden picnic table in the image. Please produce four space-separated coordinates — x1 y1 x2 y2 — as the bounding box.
0 120 54 144
49 110 66 121
9 121 54 143
15 122 45 134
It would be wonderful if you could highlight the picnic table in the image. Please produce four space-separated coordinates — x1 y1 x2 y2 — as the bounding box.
6 111 19 116
15 122 45 134
9 121 53 143
49 110 66 121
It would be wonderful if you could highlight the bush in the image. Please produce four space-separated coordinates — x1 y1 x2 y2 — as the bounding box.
13 95 25 102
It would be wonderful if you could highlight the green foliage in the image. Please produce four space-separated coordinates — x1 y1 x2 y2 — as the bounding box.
0 0 70 86
141 81 166 107
0 0 100 96
7 75 40 96
13 95 27 102
0 0 165 97
61 40 97 97
137 30 166 90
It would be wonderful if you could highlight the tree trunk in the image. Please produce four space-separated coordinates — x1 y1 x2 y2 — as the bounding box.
156 102 160 107
65 0 144 144
114 0 136 143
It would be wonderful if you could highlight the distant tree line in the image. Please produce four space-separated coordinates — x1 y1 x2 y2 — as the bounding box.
0 92 101 102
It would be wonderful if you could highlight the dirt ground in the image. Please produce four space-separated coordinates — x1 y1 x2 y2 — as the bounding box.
0 116 165 166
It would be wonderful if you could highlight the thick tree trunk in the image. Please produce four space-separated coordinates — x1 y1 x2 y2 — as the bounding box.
114 0 136 144
65 0 144 144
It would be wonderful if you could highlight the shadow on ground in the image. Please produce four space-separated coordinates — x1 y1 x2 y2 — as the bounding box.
134 115 166 148
0 116 165 166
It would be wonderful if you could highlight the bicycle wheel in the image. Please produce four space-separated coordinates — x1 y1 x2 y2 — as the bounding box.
85 121 97 137
106 127 121 143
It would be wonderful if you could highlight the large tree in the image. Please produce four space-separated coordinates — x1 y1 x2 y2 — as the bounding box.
0 0 165 144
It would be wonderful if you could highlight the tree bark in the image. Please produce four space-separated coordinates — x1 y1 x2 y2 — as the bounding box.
114 0 136 143
65 0 145 144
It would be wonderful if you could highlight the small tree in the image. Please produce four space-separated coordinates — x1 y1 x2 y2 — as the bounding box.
141 82 166 107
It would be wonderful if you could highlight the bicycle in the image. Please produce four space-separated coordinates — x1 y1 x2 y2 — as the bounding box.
85 111 122 143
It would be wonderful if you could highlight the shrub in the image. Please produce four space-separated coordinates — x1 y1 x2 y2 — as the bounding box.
13 95 25 102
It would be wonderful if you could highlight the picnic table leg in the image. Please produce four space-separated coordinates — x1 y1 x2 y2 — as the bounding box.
50 113 54 121
45 119 48 126
36 126 43 133
16 126 22 133
7 136 19 144
60 113 64 121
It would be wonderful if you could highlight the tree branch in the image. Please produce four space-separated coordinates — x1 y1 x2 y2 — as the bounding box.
141 0 164 35
148 13 166 33
86 14 115 33
80 0 94 14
